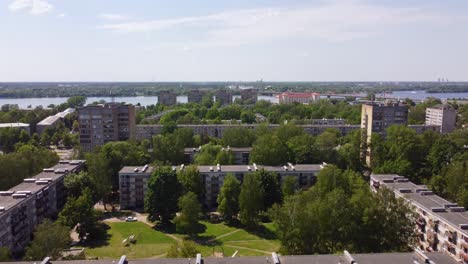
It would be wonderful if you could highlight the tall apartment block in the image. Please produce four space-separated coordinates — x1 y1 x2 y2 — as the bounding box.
0 160 85 253
371 174 468 264
78 103 136 152
215 90 232 105
426 105 457 134
361 102 409 165
187 90 207 104
158 90 177 106
119 164 323 210
240 89 258 104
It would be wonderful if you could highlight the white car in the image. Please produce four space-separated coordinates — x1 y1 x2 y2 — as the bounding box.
125 216 137 222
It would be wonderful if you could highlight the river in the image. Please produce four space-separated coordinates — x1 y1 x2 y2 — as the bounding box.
0 91 466 109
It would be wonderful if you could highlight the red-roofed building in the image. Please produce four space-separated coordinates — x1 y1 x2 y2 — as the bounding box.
278 92 320 104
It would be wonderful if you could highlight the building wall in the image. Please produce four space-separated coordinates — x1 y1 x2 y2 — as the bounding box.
187 90 206 104
215 90 233 105
426 106 457 134
158 91 177 106
240 89 257 104
78 104 135 152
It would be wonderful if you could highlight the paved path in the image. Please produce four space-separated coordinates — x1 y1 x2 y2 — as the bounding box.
214 229 241 240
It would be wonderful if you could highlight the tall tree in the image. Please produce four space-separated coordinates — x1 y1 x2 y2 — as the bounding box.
58 189 97 240
250 134 289 166
239 173 264 229
174 192 202 235
145 167 182 223
177 166 205 202
217 174 241 224
256 169 282 209
24 220 71 260
281 176 297 198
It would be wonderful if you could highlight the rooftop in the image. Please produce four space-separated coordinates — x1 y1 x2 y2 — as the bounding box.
194 164 323 173
3 251 458 264
119 165 153 174
0 123 29 128
371 174 468 237
184 147 252 153
37 115 61 126
0 160 86 214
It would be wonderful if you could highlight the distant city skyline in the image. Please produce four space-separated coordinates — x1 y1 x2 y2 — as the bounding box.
1 0 467 82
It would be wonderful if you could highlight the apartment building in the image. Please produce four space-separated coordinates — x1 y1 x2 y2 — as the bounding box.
187 90 207 104
0 160 85 253
136 124 361 140
119 165 153 210
0 123 30 135
361 102 409 165
214 90 233 105
371 174 468 263
426 105 457 134
119 163 323 210
278 92 320 104
10 250 459 264
36 115 62 135
184 146 252 165
240 89 258 104
310 118 346 125
78 103 136 152
158 90 177 106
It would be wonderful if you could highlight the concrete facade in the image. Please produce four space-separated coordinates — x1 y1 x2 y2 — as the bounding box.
426 105 457 134
0 123 30 135
0 160 86 253
187 90 206 104
278 92 320 104
214 90 233 105
158 91 177 106
371 174 468 263
119 165 153 210
78 103 136 152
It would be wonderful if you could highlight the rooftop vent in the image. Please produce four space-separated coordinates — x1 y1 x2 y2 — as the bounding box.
59 160 70 164
382 179 395 183
449 207 466 212
444 203 458 209
16 191 32 195
39 178 53 182
344 250 357 264
142 164 149 172
399 188 412 193
12 193 27 199
180 164 185 171
283 166 288 171
196 253 202 264
217 164 221 172
42 168 55 173
253 163 258 171
35 180 48 185
247 166 251 171
396 178 409 183
431 207 446 213
70 160 82 165
117 255 127 264
0 191 14 196
272 252 280 264
41 257 51 264
134 168 139 172
415 188 429 193
459 224 468 230
209 166 214 172
0 207 5 213
420 191 434 196
23 178 36 183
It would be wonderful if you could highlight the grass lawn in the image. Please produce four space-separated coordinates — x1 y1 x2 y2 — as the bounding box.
85 220 280 259
85 222 174 259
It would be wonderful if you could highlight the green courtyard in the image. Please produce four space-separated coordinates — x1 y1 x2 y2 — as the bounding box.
84 220 280 259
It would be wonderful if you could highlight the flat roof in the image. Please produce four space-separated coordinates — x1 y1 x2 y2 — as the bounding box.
0 123 29 128
184 147 252 153
371 174 468 237
197 164 322 173
0 252 458 264
119 165 154 174
0 160 85 214
37 115 61 126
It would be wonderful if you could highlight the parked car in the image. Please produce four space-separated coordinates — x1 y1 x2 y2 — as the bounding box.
125 216 137 222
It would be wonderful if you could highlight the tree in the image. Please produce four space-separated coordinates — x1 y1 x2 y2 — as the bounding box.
275 123 304 142
174 192 202 235
64 172 95 199
72 120 80 132
286 134 316 164
314 129 339 163
257 169 281 209
0 247 11 262
86 152 112 209
281 176 297 198
24 220 71 260
177 166 205 202
167 240 199 258
58 189 97 241
145 167 182 223
250 134 289 166
66 96 87 107
221 127 256 147
217 174 241 224
239 173 264 229
215 149 235 165
240 110 256 123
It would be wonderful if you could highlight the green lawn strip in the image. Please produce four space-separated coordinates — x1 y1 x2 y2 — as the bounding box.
110 222 174 244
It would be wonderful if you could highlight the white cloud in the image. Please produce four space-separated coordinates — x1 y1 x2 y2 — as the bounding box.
8 0 53 15
99 13 129 21
57 13 66 18
97 1 455 47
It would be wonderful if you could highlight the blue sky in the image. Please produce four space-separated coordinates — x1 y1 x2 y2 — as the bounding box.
1 0 467 82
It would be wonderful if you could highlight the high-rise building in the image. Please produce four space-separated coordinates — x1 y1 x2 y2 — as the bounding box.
78 103 136 152
215 90 232 105
158 90 177 106
240 88 258 104
187 90 207 104
361 102 409 165
426 105 457 134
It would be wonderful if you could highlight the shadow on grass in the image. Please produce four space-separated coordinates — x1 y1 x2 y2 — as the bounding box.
244 224 277 240
152 221 176 234
82 222 111 248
